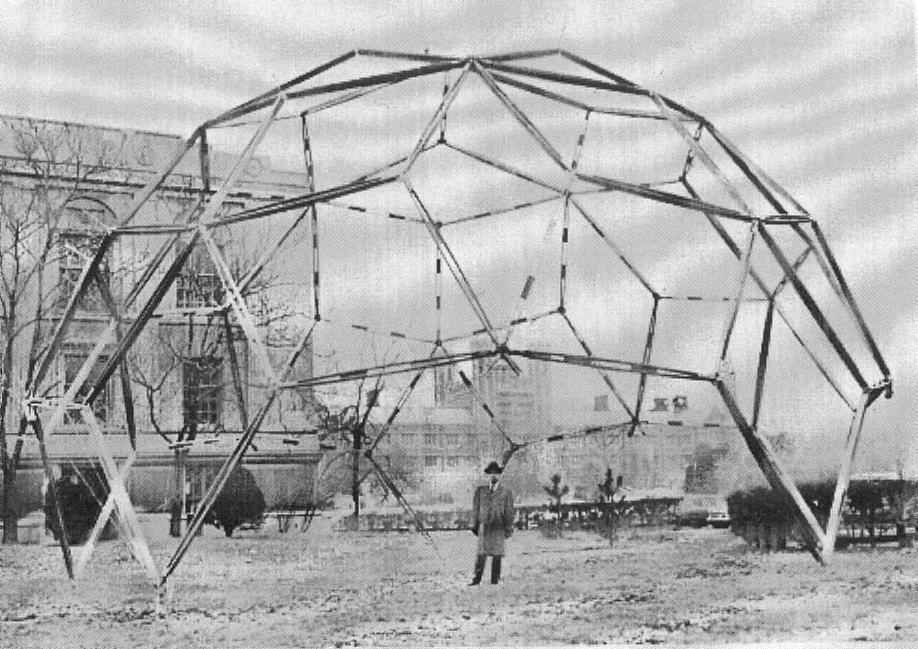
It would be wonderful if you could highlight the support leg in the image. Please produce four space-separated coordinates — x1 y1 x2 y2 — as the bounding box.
824 391 871 558
717 381 827 563
29 413 73 578
74 453 136 578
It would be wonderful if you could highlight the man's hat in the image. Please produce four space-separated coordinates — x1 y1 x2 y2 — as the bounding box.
484 461 503 474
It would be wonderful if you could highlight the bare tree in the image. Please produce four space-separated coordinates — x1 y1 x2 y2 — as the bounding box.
597 467 624 547
313 376 418 529
0 117 131 542
124 241 301 536
543 473 569 537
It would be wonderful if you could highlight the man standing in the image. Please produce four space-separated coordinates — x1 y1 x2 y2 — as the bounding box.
470 460 514 585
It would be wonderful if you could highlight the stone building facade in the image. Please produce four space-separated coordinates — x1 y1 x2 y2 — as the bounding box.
0 114 319 516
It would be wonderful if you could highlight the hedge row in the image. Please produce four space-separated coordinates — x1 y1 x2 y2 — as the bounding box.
727 477 915 530
726 479 835 528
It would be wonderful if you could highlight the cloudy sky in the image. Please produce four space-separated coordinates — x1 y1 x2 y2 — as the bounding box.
2 1 915 471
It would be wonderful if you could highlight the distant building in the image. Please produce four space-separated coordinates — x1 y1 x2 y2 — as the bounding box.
546 395 747 499
370 407 476 503
431 339 553 497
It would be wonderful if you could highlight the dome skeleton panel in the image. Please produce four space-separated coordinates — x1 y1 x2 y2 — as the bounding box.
27 50 893 589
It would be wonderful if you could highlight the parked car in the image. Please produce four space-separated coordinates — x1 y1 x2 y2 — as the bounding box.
707 510 731 528
676 508 709 528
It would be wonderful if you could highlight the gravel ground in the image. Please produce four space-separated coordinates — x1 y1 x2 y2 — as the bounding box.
2 513 917 647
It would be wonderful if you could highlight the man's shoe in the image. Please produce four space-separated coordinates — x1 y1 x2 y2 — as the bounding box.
468 580 480 586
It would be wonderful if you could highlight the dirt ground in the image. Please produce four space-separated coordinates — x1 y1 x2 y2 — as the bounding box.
2 513 918 647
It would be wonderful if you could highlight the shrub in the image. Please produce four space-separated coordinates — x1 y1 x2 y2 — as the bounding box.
206 466 266 537
726 479 835 530
44 467 109 545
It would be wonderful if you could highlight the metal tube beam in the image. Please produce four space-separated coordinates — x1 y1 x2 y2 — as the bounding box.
286 60 465 102
559 197 571 309
83 407 159 583
285 348 498 390
557 50 639 87
222 311 249 430
214 176 396 227
163 321 317 583
74 453 136 578
810 222 890 379
435 250 443 342
473 61 568 169
119 129 203 228
570 198 657 294
28 233 114 391
487 71 590 114
364 351 432 456
490 71 682 120
300 116 322 321
365 454 432 542
757 224 868 390
716 223 757 366
402 63 472 173
457 369 517 450
204 51 358 128
682 178 855 410
509 347 714 382
357 49 458 63
771 244 814 299
705 122 807 215
325 199 425 224
94 275 137 449
199 129 211 193
301 84 387 117
404 180 513 365
560 311 638 422
28 411 73 578
439 308 559 344
199 225 278 388
631 295 660 435
578 172 752 221
650 91 752 215
321 318 436 345
716 380 826 563
481 60 646 96
236 208 310 295
823 391 873 557
752 299 775 430
85 234 199 406
481 49 562 62
443 141 562 192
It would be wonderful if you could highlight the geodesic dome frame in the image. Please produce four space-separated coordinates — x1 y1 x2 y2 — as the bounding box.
26 49 891 591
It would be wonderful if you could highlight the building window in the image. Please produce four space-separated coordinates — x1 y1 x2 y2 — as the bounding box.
424 433 437 446
176 245 224 308
58 232 110 312
62 345 110 425
183 356 223 428
445 456 460 468
445 433 459 446
424 455 439 469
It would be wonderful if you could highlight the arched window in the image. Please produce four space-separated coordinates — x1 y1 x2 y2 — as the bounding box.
58 196 114 313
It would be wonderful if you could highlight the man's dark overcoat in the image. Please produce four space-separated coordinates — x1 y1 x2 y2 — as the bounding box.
472 484 514 556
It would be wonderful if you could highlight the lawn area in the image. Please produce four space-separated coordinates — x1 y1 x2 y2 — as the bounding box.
2 513 917 647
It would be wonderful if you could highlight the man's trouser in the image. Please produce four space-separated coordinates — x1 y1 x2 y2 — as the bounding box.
471 553 502 584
